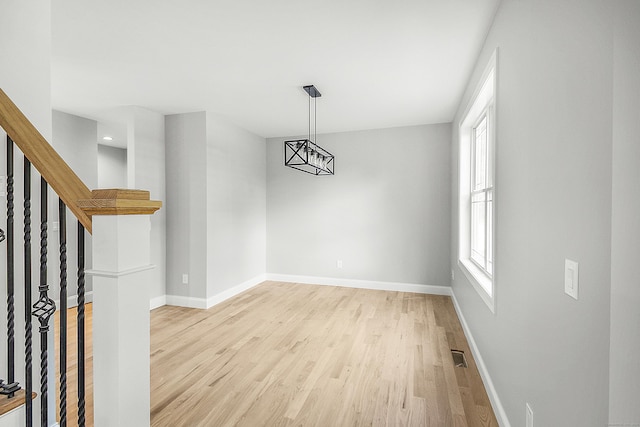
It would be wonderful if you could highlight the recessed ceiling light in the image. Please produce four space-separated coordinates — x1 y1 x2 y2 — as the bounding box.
103 136 113 141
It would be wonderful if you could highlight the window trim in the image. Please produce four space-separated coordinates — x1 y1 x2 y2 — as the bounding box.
458 49 497 313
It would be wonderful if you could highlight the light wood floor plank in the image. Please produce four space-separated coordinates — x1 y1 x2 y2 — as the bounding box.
150 282 498 426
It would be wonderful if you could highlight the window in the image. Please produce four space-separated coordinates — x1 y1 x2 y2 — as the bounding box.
470 113 493 276
458 50 496 312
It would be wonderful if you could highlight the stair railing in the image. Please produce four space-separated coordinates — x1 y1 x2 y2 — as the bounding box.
0 88 161 427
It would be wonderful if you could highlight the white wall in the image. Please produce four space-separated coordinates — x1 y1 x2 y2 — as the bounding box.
51 110 98 303
165 112 208 300
165 112 267 305
127 107 166 303
0 1 53 422
451 0 613 425
52 111 98 187
206 114 266 296
0 0 51 140
609 0 640 423
97 144 127 188
267 124 451 286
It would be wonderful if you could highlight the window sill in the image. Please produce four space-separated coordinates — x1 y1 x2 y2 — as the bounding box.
458 258 495 313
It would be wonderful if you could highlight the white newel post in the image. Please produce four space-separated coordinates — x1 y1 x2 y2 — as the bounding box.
89 214 154 427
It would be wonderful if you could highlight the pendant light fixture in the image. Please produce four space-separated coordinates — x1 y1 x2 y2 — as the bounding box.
284 85 334 175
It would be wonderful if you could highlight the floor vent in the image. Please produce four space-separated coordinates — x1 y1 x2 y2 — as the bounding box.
451 350 468 368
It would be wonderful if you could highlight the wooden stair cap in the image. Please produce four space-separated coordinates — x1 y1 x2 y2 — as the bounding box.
78 189 162 216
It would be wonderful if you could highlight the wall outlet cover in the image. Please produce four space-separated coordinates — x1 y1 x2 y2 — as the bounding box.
564 259 579 300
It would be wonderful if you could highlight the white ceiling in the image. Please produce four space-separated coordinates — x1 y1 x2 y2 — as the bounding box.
52 0 500 139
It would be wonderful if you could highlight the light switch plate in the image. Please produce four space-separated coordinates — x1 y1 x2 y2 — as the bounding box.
564 259 579 300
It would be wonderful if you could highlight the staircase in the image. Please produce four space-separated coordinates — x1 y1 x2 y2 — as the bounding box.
0 88 161 427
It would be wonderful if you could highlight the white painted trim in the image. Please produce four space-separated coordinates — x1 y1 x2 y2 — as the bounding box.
165 295 208 309
205 274 266 309
458 48 498 315
265 273 452 296
86 264 155 278
458 259 496 313
54 291 94 310
150 295 167 310
163 274 267 310
450 290 511 427
0 405 25 425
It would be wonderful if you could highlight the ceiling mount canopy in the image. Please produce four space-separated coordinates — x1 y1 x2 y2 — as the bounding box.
284 85 334 176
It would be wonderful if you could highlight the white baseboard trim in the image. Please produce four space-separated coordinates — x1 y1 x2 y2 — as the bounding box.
450 291 511 427
163 274 267 310
150 295 167 310
205 274 266 309
265 273 452 296
54 291 94 310
165 294 208 309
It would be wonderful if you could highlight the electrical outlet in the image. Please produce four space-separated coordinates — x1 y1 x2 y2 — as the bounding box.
564 259 579 300
337 260 343 269
526 403 533 427
52 221 59 232
451 269 455 281
182 274 189 285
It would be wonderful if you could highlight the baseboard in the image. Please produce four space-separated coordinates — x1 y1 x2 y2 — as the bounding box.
150 295 167 310
205 274 266 309
165 295 208 309
54 291 94 310
265 273 452 296
450 291 511 427
163 274 266 310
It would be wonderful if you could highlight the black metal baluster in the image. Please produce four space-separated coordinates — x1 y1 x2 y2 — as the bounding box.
6 137 16 394
1 137 19 399
24 158 33 427
32 178 56 427
59 199 68 427
77 222 86 427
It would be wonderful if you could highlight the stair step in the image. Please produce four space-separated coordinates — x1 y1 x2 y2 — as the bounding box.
0 390 37 417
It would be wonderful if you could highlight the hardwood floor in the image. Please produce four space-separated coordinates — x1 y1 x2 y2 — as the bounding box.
150 282 498 426
54 303 94 427
52 282 497 426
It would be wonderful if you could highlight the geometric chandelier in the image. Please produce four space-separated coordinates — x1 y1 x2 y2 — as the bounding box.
284 85 335 175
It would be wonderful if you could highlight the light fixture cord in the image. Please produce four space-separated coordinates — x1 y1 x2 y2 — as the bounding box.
308 93 311 141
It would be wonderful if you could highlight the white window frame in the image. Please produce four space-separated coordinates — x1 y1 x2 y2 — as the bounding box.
470 110 493 275
458 50 497 313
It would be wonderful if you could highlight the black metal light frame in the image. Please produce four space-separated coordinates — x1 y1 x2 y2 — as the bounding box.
284 139 334 175
284 85 335 176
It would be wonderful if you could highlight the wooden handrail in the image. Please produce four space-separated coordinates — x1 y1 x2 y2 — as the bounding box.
0 89 161 234
0 88 93 231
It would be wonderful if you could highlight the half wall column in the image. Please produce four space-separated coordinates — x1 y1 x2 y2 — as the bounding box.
80 189 161 427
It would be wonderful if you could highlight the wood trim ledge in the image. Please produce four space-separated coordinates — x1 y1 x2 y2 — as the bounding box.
0 390 37 417
78 189 162 216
